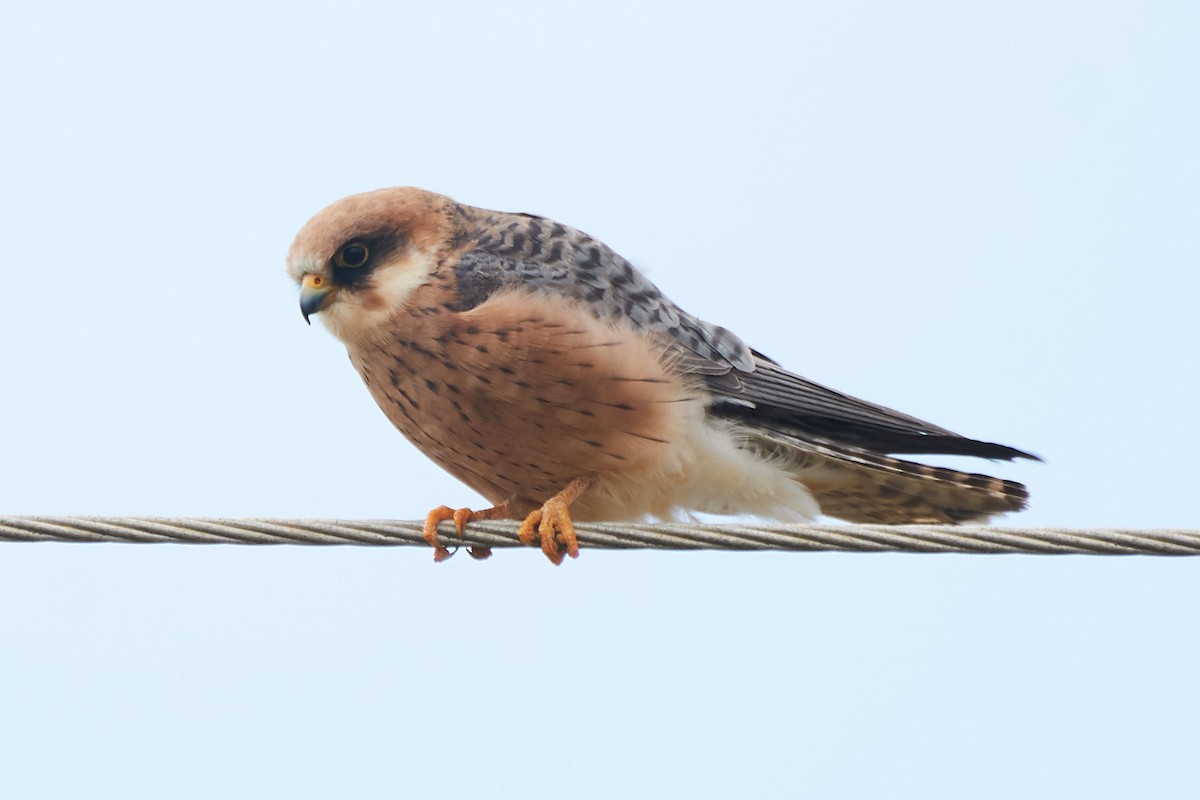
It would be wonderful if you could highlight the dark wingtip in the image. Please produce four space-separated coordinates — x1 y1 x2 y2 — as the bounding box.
984 443 1041 462
945 438 1041 462
879 435 1044 462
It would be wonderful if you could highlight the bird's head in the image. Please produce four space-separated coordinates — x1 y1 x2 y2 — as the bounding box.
286 187 464 344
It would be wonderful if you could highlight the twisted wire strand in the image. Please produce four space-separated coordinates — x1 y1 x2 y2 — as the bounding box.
0 516 1197 555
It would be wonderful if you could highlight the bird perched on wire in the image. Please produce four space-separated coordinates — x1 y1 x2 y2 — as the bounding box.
287 188 1038 564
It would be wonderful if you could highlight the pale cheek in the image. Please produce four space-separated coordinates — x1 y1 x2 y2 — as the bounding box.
371 251 437 309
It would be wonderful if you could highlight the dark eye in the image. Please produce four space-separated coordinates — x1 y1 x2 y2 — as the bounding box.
334 243 370 268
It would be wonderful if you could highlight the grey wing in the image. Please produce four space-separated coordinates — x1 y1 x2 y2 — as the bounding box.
458 210 754 375
713 356 1040 460
458 209 1038 463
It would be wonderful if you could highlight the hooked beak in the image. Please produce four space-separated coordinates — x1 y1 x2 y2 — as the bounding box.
299 274 335 324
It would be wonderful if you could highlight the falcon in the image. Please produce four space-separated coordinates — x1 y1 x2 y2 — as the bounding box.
287 188 1038 564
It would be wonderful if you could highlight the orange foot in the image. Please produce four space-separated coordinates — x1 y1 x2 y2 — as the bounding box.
517 478 590 565
421 500 513 563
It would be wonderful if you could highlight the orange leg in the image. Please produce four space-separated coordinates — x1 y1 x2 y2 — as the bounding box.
517 478 590 565
422 500 515 563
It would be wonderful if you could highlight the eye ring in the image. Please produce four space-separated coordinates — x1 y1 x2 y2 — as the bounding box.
334 242 370 268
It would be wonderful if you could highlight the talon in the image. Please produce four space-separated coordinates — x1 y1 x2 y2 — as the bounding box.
422 500 516 563
517 511 540 548
517 478 588 565
540 513 566 563
537 510 564 565
422 505 457 562
556 508 580 560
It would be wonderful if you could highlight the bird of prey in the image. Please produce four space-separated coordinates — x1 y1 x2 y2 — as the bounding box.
288 188 1038 564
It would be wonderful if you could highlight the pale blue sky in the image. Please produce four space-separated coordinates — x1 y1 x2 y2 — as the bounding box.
1 2 1198 798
